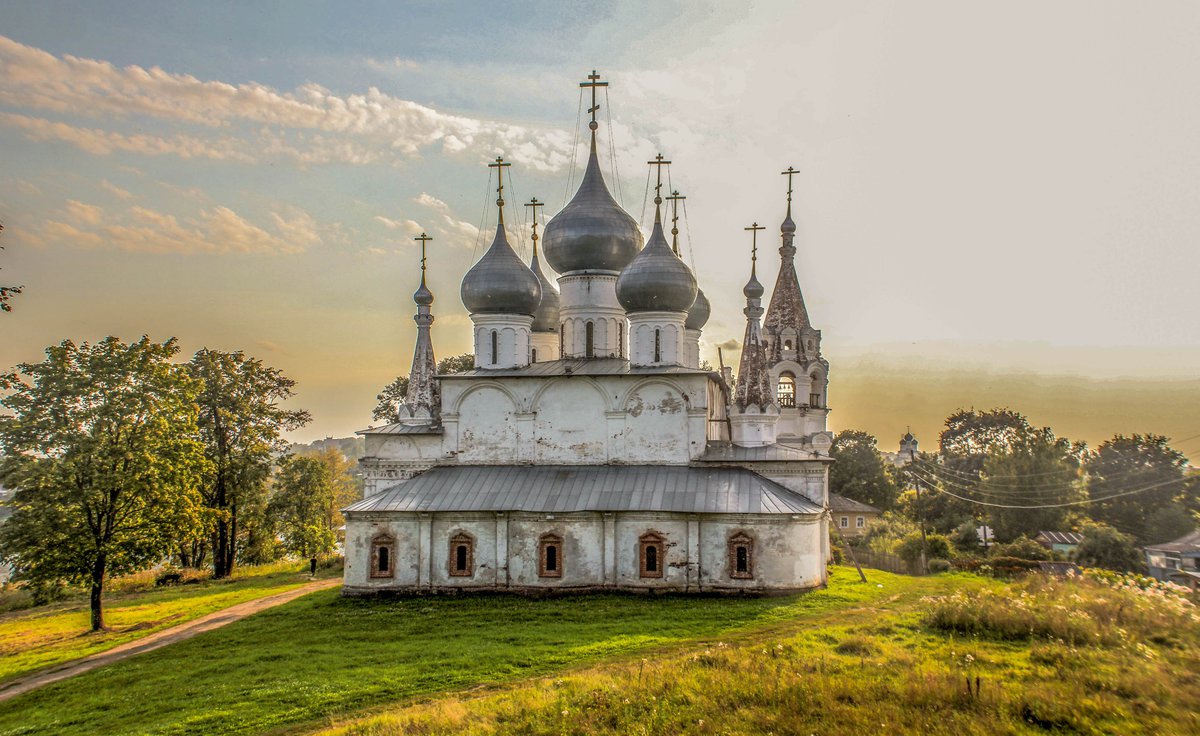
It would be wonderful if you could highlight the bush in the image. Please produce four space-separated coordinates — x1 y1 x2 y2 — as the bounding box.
928 558 952 573
990 536 1051 561
155 568 184 586
896 532 952 564
1073 522 1145 573
949 519 981 553
986 556 1043 577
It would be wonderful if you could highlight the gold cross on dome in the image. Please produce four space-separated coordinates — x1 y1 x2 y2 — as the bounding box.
413 232 432 272
781 166 798 202
744 222 765 264
647 153 672 202
579 70 609 125
525 197 544 254
665 190 686 254
488 156 512 223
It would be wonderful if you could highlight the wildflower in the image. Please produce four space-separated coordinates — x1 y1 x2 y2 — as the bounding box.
562 709 569 716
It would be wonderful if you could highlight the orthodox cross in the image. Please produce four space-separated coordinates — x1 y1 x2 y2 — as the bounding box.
488 156 512 224
579 70 608 128
665 190 686 255
414 232 432 274
781 165 798 208
646 153 671 206
525 197 544 256
745 222 764 274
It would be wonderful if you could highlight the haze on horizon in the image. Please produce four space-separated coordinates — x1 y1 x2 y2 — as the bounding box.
1 1 1197 461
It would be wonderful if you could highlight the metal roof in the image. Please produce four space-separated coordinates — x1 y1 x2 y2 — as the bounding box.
345 465 823 515
1144 530 1200 554
1036 531 1084 545
356 423 443 436
698 442 828 463
443 358 715 379
828 494 880 514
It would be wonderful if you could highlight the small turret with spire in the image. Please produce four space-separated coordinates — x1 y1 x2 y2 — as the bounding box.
729 223 780 447
398 232 440 425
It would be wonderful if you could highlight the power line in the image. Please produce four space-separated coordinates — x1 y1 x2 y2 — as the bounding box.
907 467 1189 509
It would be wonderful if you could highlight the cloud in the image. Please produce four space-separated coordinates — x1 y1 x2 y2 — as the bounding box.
374 215 422 234
717 338 741 351
364 56 420 73
413 192 480 242
0 35 574 171
31 201 320 255
99 179 134 200
254 339 289 355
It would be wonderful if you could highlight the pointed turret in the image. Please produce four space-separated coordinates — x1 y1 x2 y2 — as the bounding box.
763 166 818 363
526 197 561 362
398 232 440 425
729 223 779 447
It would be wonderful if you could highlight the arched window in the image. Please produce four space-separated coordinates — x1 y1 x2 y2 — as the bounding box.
539 533 563 578
490 330 498 365
809 373 821 408
654 328 662 363
639 531 665 579
618 321 624 359
784 339 793 350
728 532 754 579
370 533 395 579
449 532 474 577
585 321 595 358
531 347 538 364
777 372 796 408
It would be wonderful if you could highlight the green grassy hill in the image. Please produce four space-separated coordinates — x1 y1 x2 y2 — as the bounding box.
0 568 1195 735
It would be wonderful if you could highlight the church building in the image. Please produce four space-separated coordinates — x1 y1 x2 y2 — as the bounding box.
343 73 834 594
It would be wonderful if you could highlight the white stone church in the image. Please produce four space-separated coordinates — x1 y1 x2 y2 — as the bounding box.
343 74 834 595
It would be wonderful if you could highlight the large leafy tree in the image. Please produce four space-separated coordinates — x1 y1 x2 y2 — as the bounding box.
0 223 23 313
0 337 207 630
1085 434 1195 545
980 425 1083 542
189 349 310 578
829 430 898 510
268 453 343 560
372 353 474 422
1073 522 1145 573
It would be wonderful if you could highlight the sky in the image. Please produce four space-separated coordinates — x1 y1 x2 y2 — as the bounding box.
1 1 1198 459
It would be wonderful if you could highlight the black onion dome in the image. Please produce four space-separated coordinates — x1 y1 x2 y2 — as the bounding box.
781 212 796 234
413 275 434 307
616 218 697 313
528 253 560 332
461 225 541 316
685 287 710 330
542 139 643 274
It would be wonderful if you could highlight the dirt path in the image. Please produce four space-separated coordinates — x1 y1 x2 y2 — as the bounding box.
0 577 341 704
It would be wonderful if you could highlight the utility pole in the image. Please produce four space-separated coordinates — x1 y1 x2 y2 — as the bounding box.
909 443 928 574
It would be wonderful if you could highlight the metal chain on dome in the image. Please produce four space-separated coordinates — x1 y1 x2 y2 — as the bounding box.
472 167 493 261
603 86 625 208
681 198 698 271
563 87 584 208
639 165 651 228
506 162 529 260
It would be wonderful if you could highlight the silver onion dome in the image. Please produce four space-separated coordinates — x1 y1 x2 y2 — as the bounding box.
528 251 560 332
616 218 697 313
744 270 765 299
413 276 434 307
781 212 796 234
542 139 643 274
685 287 710 330
461 225 542 316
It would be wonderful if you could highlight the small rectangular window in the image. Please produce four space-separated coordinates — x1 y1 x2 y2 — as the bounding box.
856 516 865 528
840 516 849 528
539 534 563 578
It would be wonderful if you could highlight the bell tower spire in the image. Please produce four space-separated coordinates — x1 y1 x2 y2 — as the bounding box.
730 222 779 447
398 232 440 426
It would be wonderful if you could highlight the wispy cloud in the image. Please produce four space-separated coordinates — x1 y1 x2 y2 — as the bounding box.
99 179 134 200
0 35 573 171
413 192 479 242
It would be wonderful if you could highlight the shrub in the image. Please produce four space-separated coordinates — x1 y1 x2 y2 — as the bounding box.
949 519 981 553
155 568 184 586
896 532 952 564
986 556 1042 577
928 558 952 573
1073 522 1145 573
991 536 1051 561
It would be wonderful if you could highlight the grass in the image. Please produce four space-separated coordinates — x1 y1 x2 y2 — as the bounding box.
0 560 331 685
0 568 1196 735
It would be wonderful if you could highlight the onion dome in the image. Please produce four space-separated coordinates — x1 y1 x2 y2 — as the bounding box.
616 216 697 313
528 251 560 331
744 270 765 299
685 287 710 330
542 137 643 274
413 276 434 307
461 224 541 316
781 212 796 235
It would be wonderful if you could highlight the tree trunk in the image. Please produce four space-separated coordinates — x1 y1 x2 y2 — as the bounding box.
89 553 106 631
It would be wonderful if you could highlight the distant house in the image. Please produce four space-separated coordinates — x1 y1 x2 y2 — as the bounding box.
1035 531 1083 556
1145 530 1200 582
829 495 881 538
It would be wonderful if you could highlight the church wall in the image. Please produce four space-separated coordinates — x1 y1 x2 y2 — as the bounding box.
451 384 520 463
697 516 826 591
531 380 609 463
613 515 691 589
343 516 421 589
506 513 605 588
429 515 499 588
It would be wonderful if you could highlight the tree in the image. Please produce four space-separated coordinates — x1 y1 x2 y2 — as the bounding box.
829 430 899 509
372 353 474 422
1073 522 1145 573
1085 434 1195 545
0 223 23 313
980 425 1083 542
268 454 343 560
0 337 207 630
189 349 310 578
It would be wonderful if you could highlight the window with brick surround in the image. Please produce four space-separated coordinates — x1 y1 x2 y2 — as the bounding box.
449 532 474 577
539 533 563 578
639 531 665 578
370 533 395 579
728 531 754 579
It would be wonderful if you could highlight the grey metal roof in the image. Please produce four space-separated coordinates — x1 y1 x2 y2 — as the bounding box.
1036 531 1084 545
698 442 827 463
443 358 715 379
1144 530 1200 554
356 422 443 436
828 494 880 514
345 464 823 515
